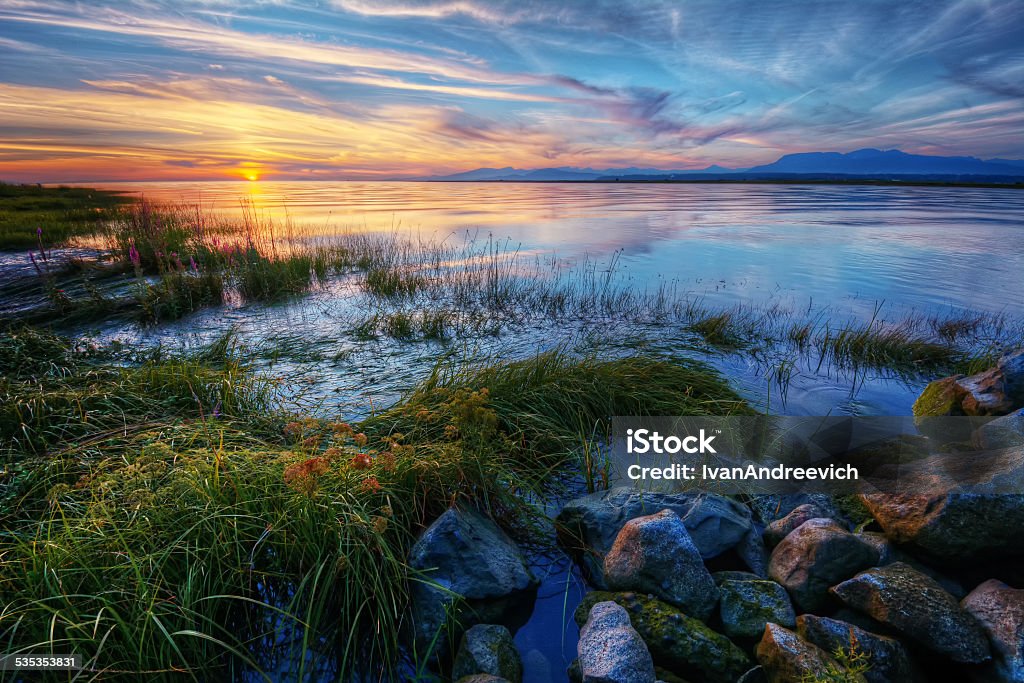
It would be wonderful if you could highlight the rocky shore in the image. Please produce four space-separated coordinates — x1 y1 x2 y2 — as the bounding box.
407 349 1024 682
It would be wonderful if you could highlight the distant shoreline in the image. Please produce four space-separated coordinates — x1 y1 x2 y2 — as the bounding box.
28 177 1024 189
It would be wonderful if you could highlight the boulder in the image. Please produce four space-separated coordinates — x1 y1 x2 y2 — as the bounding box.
719 579 796 639
859 445 1024 562
556 488 763 585
914 349 1024 421
452 624 523 683
756 623 865 683
767 518 877 612
408 507 538 652
712 570 762 585
456 676 511 683
748 493 841 526
577 601 656 683
831 562 990 663
962 579 1024 682
763 502 841 547
603 509 719 621
854 530 965 598
796 614 922 683
977 409 1024 450
574 591 751 683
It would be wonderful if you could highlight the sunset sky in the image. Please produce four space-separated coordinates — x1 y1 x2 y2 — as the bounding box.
1 0 1023 182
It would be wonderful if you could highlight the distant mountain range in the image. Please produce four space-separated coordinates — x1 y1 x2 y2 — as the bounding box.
425 149 1024 182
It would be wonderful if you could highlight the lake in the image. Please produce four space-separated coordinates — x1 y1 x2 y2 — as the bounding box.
47 180 1024 681
78 181 1023 420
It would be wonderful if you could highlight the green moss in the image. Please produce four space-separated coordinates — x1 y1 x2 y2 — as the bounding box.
912 376 966 418
574 591 750 683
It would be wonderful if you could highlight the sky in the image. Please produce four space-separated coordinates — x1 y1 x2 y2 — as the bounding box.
1 0 1023 182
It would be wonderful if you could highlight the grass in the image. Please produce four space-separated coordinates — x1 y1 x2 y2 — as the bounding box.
0 327 751 680
0 183 133 250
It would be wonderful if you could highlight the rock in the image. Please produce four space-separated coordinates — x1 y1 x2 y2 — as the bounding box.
712 570 762 585
574 591 750 683
962 579 1024 682
796 614 922 683
719 579 796 639
452 624 523 683
859 446 1024 562
577 600 656 683
763 503 841 547
748 493 841 526
456 676 511 683
977 409 1024 450
756 623 865 683
854 531 965 598
408 507 538 652
557 488 763 586
914 349 1024 422
767 518 877 612
603 509 719 621
831 562 990 663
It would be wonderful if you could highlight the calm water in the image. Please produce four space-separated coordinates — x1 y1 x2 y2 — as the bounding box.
67 181 1023 681
97 181 1024 319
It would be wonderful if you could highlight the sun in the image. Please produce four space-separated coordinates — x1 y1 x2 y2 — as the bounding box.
244 172 260 182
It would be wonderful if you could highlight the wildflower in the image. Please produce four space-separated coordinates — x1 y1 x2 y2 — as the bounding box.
211 402 221 419
283 421 304 439
129 241 141 269
190 255 199 272
330 422 353 437
283 456 330 493
371 515 388 533
375 451 397 472
353 432 368 447
360 477 382 494
324 446 343 460
350 453 373 470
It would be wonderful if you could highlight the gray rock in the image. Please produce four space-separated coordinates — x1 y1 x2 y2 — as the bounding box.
453 624 523 683
854 530 965 598
603 509 719 621
712 570 762 585
574 591 751 683
831 562 991 664
408 507 538 652
756 623 864 683
977 409 1024 450
796 614 922 683
557 488 763 586
455 676 511 683
763 502 841 547
748 493 841 525
962 579 1024 682
859 445 1024 562
719 579 796 639
767 518 877 612
577 601 656 683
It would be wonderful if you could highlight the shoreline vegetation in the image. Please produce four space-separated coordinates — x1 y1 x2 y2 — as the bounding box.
1 182 1023 679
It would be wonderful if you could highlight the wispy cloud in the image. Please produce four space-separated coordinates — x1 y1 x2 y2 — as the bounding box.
0 0 1021 181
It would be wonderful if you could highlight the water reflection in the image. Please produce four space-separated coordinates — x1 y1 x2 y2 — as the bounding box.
92 181 1024 319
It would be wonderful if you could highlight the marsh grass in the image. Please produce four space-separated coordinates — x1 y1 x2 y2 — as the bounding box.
0 183 132 250
1 328 749 680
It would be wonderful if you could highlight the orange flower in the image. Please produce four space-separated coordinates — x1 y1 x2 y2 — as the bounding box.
353 432 368 447
283 457 330 493
350 453 373 470
360 477 381 493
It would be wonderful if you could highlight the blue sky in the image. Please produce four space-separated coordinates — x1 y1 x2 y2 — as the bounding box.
1 0 1022 181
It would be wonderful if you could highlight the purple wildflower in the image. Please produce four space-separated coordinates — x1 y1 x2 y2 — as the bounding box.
129 241 141 269
190 255 199 272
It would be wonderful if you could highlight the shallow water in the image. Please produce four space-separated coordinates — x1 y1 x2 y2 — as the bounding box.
93 181 1024 320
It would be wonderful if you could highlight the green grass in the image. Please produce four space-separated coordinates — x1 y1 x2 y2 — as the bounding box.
0 328 751 680
0 183 133 250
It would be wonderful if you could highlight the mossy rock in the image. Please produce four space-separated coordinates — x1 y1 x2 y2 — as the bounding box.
912 376 968 418
718 579 796 639
574 591 750 683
